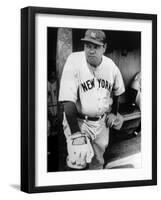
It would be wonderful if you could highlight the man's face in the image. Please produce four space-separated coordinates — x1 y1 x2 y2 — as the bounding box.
84 42 106 67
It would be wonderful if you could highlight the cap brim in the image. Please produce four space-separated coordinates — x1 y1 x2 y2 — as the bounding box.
81 38 104 46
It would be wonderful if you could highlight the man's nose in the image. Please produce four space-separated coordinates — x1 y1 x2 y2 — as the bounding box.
89 47 95 53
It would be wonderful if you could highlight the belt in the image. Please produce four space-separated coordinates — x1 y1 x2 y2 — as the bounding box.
77 113 104 121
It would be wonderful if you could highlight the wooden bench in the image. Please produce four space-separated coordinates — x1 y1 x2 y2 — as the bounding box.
113 103 141 138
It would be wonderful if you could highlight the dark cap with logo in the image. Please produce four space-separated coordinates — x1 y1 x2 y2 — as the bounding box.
81 29 106 46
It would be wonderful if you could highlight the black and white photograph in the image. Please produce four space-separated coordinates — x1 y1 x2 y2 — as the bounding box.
21 6 157 193
47 27 141 172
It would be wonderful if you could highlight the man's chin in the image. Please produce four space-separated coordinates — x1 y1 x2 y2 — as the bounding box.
87 58 100 67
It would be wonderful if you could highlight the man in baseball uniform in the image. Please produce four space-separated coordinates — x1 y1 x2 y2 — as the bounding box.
59 29 125 170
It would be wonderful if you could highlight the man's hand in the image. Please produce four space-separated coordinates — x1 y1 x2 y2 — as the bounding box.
105 113 117 128
106 113 124 130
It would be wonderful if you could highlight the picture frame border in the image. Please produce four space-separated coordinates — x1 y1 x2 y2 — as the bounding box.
21 6 157 193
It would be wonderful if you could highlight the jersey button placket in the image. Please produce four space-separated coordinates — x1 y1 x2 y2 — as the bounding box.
97 96 102 116
97 76 101 112
95 79 100 116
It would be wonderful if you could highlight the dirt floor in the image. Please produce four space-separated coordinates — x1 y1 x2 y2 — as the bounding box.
104 133 141 169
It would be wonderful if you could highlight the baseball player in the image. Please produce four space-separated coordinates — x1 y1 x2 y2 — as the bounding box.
59 29 125 170
48 71 58 136
131 72 141 110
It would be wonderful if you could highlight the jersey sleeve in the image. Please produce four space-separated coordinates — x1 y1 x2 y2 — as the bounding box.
113 66 125 96
58 53 79 103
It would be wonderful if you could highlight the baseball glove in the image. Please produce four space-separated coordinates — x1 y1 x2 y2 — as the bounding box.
106 113 124 130
66 132 94 169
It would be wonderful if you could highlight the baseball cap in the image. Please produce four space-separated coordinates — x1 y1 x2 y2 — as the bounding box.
81 29 106 46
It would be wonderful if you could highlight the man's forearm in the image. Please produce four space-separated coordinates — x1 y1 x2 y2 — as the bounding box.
63 101 80 134
111 96 119 115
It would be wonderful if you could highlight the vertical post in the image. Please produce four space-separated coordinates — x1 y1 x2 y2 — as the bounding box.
56 28 73 171
56 28 73 81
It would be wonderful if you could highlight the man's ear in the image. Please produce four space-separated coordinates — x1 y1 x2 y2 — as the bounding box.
103 43 107 53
